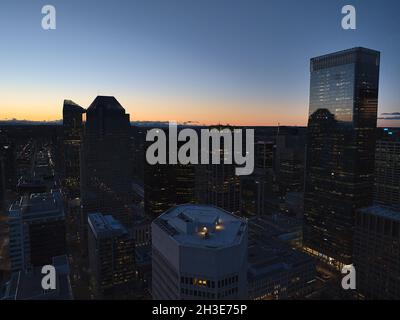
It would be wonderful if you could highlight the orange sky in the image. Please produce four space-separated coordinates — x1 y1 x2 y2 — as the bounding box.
0 91 309 126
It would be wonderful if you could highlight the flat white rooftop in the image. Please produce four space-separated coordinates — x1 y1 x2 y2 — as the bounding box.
154 204 247 248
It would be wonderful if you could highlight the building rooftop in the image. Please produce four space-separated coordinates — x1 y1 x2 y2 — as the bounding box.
63 100 85 113
88 213 128 239
359 205 400 222
311 47 380 61
8 190 64 220
153 204 247 248
87 96 125 112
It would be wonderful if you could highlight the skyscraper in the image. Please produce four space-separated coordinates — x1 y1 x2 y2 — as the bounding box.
374 129 400 210
152 204 248 300
8 190 66 271
88 213 136 299
144 129 196 219
304 47 380 268
62 100 85 198
353 206 400 299
81 96 133 228
0 132 16 213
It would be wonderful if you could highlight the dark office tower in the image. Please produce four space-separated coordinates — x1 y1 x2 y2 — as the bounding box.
241 141 274 217
255 141 274 171
0 133 16 191
144 162 174 218
144 163 196 219
8 190 66 271
81 96 133 228
144 128 196 219
275 129 306 194
88 213 136 299
374 129 400 210
0 142 5 212
354 206 400 299
205 161 241 215
304 48 380 268
63 100 85 198
0 134 16 213
195 126 241 215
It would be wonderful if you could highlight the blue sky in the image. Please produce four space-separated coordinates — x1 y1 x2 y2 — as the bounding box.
0 0 399 125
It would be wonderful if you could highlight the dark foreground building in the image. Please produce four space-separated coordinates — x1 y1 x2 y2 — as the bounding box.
354 206 400 299
304 47 380 268
88 213 136 299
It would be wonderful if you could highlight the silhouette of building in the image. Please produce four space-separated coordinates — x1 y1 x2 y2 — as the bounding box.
0 150 5 212
354 206 400 299
8 190 66 271
88 213 136 299
81 96 133 228
62 100 85 198
152 204 248 300
304 47 380 268
0 132 16 212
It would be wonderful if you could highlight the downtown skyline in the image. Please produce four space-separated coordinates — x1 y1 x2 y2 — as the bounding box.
1 0 400 127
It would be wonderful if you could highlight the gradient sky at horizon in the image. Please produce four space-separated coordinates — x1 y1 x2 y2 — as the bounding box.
0 0 399 126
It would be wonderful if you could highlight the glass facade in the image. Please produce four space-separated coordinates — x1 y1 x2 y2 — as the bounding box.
304 47 380 267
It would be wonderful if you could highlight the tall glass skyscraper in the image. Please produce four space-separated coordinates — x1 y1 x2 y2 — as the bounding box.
81 96 133 228
304 47 380 268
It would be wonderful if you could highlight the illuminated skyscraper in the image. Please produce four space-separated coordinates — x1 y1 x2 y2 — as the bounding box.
88 213 136 299
62 100 85 198
304 48 380 267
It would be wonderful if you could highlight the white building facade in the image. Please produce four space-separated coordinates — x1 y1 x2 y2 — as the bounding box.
152 204 248 300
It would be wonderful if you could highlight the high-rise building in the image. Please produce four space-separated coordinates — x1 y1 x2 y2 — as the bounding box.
88 213 136 299
374 129 400 210
81 96 133 228
203 162 241 215
144 161 175 219
62 100 85 198
275 129 306 194
304 47 380 268
144 128 196 219
8 190 66 271
353 206 400 299
152 204 248 300
192 126 242 216
0 132 16 212
0 150 5 213
241 141 275 217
